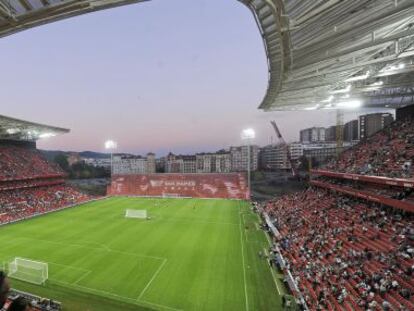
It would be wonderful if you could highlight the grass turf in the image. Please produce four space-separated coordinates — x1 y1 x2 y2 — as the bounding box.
0 197 283 311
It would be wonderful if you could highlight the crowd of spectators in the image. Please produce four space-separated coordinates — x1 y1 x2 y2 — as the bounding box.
0 143 92 225
0 179 65 192
0 143 93 311
0 273 61 311
326 118 414 178
0 185 91 225
265 188 414 311
315 176 414 203
0 146 63 181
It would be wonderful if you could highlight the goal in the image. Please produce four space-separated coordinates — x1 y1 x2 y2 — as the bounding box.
125 209 147 219
8 258 48 285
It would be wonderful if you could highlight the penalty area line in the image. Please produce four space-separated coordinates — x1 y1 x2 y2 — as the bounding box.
137 258 168 300
51 279 181 311
72 270 92 285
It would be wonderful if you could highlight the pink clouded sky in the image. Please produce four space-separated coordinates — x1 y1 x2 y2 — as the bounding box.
0 0 391 156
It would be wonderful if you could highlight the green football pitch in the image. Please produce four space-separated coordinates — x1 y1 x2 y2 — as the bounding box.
0 197 284 311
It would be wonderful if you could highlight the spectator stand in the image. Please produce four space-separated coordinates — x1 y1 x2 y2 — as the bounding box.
3 289 62 311
262 188 414 311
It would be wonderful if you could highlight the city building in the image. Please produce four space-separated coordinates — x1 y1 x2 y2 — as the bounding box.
146 153 156 173
260 142 303 170
343 119 359 142
213 151 231 173
300 127 326 143
359 113 393 140
196 153 212 173
156 157 166 173
182 155 197 173
166 153 197 173
302 142 356 165
230 145 259 172
83 157 111 169
196 151 231 173
324 125 344 142
112 153 156 175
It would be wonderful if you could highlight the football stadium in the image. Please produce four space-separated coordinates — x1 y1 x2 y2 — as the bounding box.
1 1 414 311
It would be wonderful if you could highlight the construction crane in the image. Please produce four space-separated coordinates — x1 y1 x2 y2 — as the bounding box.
336 109 344 158
270 121 298 177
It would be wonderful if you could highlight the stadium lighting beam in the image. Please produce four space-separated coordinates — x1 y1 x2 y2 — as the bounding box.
105 140 117 175
241 128 255 199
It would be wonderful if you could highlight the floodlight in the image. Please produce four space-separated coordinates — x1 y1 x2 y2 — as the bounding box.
380 64 405 73
370 81 383 87
241 128 255 140
336 100 362 109
345 71 370 82
6 128 19 134
39 133 56 138
330 85 351 94
105 140 117 149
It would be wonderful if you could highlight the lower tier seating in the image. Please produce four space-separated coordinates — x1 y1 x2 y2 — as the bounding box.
265 188 414 311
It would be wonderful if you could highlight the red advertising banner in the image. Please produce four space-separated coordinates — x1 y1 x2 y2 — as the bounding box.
311 169 414 189
108 173 248 199
311 180 414 213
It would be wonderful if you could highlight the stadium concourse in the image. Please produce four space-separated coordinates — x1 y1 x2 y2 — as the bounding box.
260 113 414 311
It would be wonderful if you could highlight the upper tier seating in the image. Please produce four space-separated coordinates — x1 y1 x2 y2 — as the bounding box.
0 145 64 181
326 118 414 178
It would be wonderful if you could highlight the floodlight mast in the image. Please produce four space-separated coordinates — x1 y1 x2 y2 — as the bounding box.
105 140 117 176
241 129 255 199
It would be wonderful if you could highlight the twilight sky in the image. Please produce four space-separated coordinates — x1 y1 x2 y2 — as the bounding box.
0 0 390 156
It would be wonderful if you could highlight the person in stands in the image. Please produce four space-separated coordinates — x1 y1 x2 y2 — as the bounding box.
0 272 10 309
7 297 31 311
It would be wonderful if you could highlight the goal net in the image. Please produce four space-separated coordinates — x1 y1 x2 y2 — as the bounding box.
125 209 147 219
8 258 48 285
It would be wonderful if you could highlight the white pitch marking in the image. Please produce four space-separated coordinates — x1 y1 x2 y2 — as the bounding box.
51 279 182 311
72 270 92 285
137 258 168 300
262 224 282 296
239 208 249 311
14 236 165 261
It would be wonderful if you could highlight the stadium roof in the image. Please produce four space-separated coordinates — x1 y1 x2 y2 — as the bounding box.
1 0 414 111
0 114 69 141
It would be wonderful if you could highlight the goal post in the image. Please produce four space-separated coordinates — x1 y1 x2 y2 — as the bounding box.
125 209 147 219
8 258 48 285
